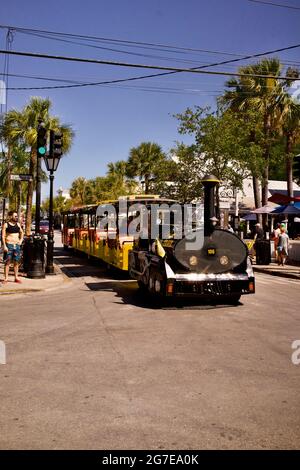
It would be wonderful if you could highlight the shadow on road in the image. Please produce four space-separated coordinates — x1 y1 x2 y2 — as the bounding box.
54 247 129 280
55 247 243 310
85 280 242 310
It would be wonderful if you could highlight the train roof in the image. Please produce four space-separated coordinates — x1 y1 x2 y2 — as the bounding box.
62 195 179 214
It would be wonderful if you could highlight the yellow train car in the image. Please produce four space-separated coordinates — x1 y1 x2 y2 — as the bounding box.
61 195 175 270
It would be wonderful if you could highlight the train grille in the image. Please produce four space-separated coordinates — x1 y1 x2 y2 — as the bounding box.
174 280 249 296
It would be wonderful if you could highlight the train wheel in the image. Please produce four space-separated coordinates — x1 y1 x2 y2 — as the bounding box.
148 269 165 297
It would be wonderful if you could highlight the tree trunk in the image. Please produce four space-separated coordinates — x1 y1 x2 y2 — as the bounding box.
261 113 271 228
252 175 261 209
25 149 35 236
286 133 293 199
6 146 12 199
261 161 269 207
144 175 149 193
252 175 262 225
261 113 271 207
261 161 269 228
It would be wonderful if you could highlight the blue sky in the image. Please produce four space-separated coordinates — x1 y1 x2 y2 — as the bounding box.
1 0 300 199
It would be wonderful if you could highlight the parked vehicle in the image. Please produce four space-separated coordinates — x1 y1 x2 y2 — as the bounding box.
39 220 49 235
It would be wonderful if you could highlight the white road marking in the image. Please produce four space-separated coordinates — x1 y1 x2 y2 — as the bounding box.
255 274 299 286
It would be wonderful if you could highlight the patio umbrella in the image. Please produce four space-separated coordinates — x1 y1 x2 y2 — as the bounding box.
268 192 300 204
242 213 257 221
251 204 276 214
271 204 300 215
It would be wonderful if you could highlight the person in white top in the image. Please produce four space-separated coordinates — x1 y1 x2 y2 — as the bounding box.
273 223 281 261
277 225 289 266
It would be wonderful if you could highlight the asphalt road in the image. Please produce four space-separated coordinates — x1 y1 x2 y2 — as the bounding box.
0 247 299 450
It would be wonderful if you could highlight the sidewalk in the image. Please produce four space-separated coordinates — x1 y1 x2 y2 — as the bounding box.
0 259 71 296
253 262 300 280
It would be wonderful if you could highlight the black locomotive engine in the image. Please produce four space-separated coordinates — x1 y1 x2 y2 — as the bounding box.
128 175 255 303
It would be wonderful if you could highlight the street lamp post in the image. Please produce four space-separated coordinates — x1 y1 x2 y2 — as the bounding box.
46 169 55 274
43 130 62 274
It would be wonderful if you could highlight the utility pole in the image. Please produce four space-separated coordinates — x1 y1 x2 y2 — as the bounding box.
26 120 47 279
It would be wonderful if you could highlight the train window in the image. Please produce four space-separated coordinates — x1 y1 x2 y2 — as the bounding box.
67 214 75 228
96 203 117 236
90 214 96 228
82 214 89 229
96 215 102 228
75 213 80 228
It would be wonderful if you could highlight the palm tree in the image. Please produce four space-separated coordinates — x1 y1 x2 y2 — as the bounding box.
222 59 296 210
277 93 300 197
126 142 166 192
69 177 89 205
107 160 137 196
0 144 30 212
107 160 128 182
1 97 74 234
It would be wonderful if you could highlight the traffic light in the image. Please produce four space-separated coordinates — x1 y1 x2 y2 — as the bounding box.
37 124 47 157
50 130 63 158
293 155 300 180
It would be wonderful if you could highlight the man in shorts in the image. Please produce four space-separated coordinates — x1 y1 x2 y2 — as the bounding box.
1 211 24 283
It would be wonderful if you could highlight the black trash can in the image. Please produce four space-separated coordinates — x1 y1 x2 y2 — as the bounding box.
256 239 271 265
23 236 46 278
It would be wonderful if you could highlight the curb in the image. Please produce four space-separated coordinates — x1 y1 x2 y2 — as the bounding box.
0 275 72 297
253 267 300 280
0 262 72 297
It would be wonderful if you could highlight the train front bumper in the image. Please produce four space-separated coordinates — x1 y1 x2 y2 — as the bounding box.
164 257 255 297
165 273 255 297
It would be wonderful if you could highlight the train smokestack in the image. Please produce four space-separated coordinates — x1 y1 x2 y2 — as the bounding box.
202 174 220 236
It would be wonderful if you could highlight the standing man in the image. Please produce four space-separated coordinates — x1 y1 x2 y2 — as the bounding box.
277 225 289 266
254 223 265 264
273 223 281 261
2 211 24 283
254 223 264 241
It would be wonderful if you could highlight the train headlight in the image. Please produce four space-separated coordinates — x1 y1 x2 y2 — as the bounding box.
189 255 198 266
220 255 229 266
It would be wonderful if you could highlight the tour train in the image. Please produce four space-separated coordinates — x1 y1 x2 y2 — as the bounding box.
62 176 255 303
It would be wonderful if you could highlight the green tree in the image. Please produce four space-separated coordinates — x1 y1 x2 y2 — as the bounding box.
174 107 263 203
126 142 166 192
107 160 138 197
277 95 300 197
153 144 203 203
0 144 27 206
41 195 73 215
1 97 74 234
69 177 89 205
222 58 298 208
107 160 128 184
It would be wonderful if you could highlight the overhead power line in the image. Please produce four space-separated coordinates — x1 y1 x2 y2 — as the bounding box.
17 29 213 66
0 24 251 57
1 30 300 91
0 48 299 92
5 71 297 89
248 0 300 10
1 24 300 61
15 29 300 70
4 72 293 97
